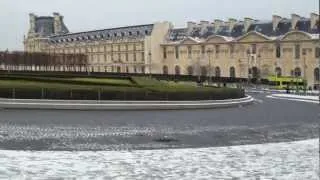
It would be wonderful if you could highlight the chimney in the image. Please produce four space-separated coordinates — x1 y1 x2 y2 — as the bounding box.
244 17 254 32
187 21 197 33
226 18 237 32
53 12 63 34
199 20 209 35
291 14 301 30
310 13 319 30
214 19 223 33
272 15 282 31
28 13 37 34
200 20 209 27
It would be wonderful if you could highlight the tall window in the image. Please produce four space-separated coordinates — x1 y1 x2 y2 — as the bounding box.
215 45 220 54
252 44 257 54
276 43 281 58
163 47 167 59
175 46 179 59
215 67 221 77
175 66 181 75
187 46 192 58
163 65 168 75
295 44 300 59
141 52 145 62
275 67 282 77
230 67 236 78
294 67 301 77
201 45 205 56
134 53 136 61
215 45 220 58
315 47 320 58
125 53 128 62
230 44 235 55
142 66 145 74
315 68 320 81
187 66 193 75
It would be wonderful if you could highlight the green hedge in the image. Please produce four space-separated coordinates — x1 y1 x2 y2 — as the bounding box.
0 76 244 100
0 87 244 100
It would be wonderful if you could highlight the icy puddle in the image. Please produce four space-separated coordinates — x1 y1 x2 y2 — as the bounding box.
0 139 318 180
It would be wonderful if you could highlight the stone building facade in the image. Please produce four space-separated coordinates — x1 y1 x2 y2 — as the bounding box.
24 13 320 87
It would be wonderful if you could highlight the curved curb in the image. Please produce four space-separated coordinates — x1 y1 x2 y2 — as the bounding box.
0 96 254 110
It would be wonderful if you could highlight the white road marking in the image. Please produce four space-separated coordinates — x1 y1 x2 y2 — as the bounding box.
253 98 264 103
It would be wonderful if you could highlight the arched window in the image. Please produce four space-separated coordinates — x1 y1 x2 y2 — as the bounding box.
163 65 168 75
275 67 282 77
201 66 207 76
252 67 260 79
294 67 301 77
187 66 193 75
175 65 180 75
314 68 320 81
215 67 221 77
230 67 236 78
141 66 145 74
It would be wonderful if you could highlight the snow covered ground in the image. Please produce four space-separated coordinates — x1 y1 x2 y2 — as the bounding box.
0 139 318 180
267 94 319 103
272 94 319 101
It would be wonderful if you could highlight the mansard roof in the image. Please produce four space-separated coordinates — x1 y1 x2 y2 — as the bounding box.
34 16 69 37
168 18 319 42
49 24 154 44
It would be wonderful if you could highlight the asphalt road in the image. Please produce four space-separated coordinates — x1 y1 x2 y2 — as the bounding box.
0 92 318 151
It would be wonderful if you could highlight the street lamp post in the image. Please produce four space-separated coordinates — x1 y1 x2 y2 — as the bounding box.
148 51 152 78
257 53 261 85
207 48 213 85
318 47 320 105
247 49 251 87
302 50 307 94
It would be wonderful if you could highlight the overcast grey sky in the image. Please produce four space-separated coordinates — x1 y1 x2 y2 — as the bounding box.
0 0 318 50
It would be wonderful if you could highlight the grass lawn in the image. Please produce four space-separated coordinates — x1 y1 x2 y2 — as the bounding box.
0 76 244 100
70 78 133 86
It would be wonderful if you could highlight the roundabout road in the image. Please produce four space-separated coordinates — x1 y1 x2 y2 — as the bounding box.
0 92 318 151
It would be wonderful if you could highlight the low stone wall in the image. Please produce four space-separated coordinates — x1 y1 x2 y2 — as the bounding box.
0 96 253 110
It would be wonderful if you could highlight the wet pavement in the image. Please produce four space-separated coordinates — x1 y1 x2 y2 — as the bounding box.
0 92 318 151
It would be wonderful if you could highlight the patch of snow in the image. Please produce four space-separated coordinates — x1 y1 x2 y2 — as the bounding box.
272 94 319 101
0 139 318 180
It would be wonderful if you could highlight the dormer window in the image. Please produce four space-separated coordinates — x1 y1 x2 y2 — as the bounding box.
107 34 110 38
129 31 132 36
145 30 149 35
114 33 117 37
121 32 125 37
137 31 140 35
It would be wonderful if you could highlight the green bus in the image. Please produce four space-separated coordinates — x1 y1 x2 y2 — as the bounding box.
267 75 307 90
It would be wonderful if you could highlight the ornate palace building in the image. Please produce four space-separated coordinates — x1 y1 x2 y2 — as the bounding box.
24 12 320 88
